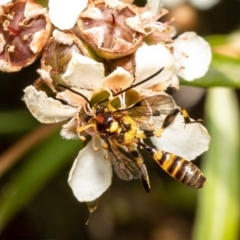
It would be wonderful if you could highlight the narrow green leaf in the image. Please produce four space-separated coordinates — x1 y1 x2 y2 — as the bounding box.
192 88 240 240
0 110 38 134
205 34 238 47
0 131 83 231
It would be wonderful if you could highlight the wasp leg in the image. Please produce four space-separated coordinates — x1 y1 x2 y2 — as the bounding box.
77 124 95 134
178 107 203 125
127 144 151 192
155 106 202 137
138 142 206 189
116 122 131 143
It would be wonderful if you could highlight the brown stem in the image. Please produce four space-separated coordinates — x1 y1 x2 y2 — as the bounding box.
0 123 61 177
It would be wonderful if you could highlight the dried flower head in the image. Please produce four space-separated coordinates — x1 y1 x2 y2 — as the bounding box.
77 0 146 59
0 0 51 72
20 0 212 214
38 29 92 93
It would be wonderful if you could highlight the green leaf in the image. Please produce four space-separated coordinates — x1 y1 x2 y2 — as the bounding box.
0 131 83 231
0 110 38 134
205 34 234 47
180 53 240 88
192 88 240 240
205 33 240 47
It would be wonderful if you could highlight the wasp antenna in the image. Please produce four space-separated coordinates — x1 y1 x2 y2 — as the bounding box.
98 67 164 105
57 83 92 107
113 67 164 97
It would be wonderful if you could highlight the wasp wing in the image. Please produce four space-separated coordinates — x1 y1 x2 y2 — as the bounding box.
122 93 176 131
108 141 141 181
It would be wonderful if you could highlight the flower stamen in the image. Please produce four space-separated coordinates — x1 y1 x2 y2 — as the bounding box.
92 137 99 152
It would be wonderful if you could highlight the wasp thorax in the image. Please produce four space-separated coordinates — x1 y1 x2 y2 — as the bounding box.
77 0 145 59
94 104 119 133
0 0 51 72
95 111 115 133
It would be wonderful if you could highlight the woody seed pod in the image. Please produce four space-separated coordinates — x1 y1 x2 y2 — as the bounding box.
0 0 51 72
77 0 145 59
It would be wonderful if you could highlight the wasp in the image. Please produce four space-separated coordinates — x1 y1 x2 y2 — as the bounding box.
59 69 206 192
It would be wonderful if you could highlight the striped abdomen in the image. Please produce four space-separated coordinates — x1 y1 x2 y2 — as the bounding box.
145 145 206 188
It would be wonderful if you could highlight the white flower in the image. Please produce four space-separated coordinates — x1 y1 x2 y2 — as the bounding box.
23 42 174 123
23 38 210 202
23 85 78 123
21 0 212 206
61 44 175 94
142 0 212 83
173 31 212 81
67 93 210 202
68 140 113 202
189 0 221 11
0 0 11 4
48 0 88 30
134 44 175 90
151 113 210 160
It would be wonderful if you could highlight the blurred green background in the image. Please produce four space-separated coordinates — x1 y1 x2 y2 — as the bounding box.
0 0 239 239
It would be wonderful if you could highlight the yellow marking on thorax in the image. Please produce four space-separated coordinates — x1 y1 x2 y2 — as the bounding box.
121 116 137 144
109 121 119 133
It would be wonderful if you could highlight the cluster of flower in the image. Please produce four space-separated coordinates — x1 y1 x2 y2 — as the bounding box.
0 0 211 208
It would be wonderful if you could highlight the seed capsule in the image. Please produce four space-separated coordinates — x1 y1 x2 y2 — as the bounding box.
0 0 51 72
77 0 145 59
38 30 92 92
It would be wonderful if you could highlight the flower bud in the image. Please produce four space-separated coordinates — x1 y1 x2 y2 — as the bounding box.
38 30 93 92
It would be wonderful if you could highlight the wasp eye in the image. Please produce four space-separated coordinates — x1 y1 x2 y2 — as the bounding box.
84 114 92 123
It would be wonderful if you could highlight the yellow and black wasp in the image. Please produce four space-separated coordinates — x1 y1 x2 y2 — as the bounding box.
59 68 206 192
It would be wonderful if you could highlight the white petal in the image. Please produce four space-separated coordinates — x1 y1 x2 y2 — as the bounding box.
23 86 77 123
173 32 212 81
52 29 75 45
105 0 125 9
56 89 90 106
61 117 78 139
62 52 105 90
103 67 133 90
168 74 180 90
80 5 103 20
161 0 185 8
147 0 163 17
135 44 175 89
24 0 47 19
82 27 105 49
0 0 11 5
68 140 113 202
189 0 220 10
151 114 210 160
49 0 88 29
125 15 146 34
